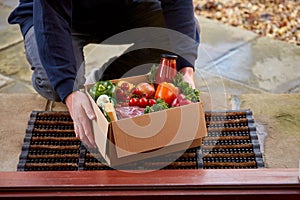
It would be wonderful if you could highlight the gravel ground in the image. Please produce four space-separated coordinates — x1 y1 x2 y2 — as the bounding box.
193 0 300 45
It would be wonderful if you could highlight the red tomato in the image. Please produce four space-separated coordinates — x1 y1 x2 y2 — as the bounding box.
129 98 139 106
148 99 156 106
139 97 148 108
123 94 130 102
116 88 124 99
131 87 142 96
121 82 130 91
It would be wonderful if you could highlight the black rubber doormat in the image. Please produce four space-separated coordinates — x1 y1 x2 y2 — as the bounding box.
17 110 264 171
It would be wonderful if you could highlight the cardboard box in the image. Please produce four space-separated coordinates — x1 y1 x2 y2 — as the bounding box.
85 75 207 167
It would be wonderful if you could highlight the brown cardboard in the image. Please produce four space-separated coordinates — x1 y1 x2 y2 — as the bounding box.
85 75 207 166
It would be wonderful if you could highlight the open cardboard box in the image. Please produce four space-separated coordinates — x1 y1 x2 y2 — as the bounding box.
85 75 207 167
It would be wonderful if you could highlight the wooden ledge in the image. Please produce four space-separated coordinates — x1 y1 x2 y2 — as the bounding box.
0 169 299 199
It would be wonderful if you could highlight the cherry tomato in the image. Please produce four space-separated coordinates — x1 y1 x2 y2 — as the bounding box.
148 99 156 106
131 87 142 96
121 82 130 91
123 94 130 102
129 97 139 106
116 88 124 99
139 97 148 108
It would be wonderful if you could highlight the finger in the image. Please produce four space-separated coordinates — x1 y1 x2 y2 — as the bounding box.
184 76 195 89
77 122 94 149
84 124 97 149
74 123 79 138
81 105 97 148
82 98 96 120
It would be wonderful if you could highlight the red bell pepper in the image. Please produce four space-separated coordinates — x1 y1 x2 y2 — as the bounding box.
154 82 179 106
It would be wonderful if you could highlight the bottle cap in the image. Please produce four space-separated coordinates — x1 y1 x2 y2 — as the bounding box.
161 54 178 59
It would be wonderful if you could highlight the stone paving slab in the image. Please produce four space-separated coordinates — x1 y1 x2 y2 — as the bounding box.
0 80 35 94
203 33 300 94
0 94 46 171
239 93 300 168
0 42 30 77
195 69 266 96
0 93 67 171
0 73 13 88
195 16 258 69
0 0 22 50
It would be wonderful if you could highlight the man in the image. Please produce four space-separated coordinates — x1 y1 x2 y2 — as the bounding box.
8 0 200 148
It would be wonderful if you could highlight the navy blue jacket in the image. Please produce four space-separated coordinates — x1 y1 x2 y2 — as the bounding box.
9 0 199 101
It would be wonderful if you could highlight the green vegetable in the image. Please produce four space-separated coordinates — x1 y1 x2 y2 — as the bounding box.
172 73 200 103
144 98 169 114
89 80 115 100
109 97 117 107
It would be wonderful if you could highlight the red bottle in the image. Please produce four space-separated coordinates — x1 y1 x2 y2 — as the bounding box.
155 54 178 84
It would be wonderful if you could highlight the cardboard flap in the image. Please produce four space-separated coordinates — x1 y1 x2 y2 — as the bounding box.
111 102 205 158
110 75 148 85
85 88 109 158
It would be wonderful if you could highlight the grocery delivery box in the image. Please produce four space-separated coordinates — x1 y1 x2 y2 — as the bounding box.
85 75 207 167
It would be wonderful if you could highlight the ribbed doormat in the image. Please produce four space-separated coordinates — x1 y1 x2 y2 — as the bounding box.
17 110 264 171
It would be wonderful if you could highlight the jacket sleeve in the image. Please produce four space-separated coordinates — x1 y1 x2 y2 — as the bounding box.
34 0 77 102
159 0 200 70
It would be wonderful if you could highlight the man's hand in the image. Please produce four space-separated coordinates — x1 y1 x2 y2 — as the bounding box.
65 91 97 149
179 67 195 88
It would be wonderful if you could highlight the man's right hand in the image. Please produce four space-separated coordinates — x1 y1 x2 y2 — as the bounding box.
65 91 97 149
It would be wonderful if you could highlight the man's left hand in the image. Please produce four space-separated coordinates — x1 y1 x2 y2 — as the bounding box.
179 67 195 88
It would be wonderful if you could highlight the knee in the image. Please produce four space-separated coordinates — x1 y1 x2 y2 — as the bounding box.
32 75 61 102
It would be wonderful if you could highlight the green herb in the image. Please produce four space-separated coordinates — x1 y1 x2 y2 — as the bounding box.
144 98 169 114
172 73 200 103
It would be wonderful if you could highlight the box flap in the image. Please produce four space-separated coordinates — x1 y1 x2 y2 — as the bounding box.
110 74 147 85
85 86 110 158
111 102 206 158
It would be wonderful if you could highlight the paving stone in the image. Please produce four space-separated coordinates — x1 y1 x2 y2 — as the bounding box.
0 93 46 171
0 80 34 94
0 42 30 76
195 69 266 111
0 92 68 171
0 1 23 50
239 93 300 168
251 38 300 93
195 16 258 69
12 66 32 83
206 36 300 94
195 69 265 95
0 0 19 8
0 73 13 89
